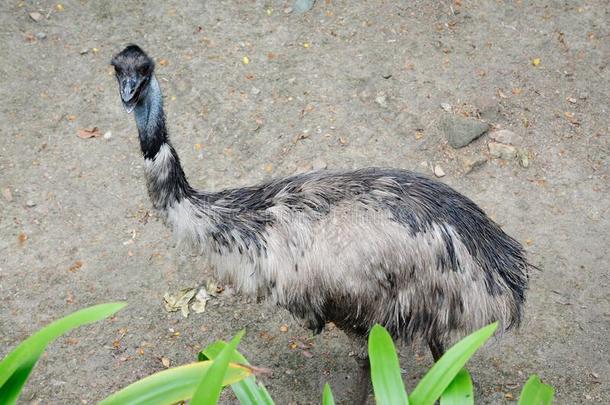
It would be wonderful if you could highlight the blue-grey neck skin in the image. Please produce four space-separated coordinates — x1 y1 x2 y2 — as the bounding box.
134 76 167 159
134 76 161 132
133 75 192 208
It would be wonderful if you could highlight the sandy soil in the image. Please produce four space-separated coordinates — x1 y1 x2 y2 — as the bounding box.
0 1 608 403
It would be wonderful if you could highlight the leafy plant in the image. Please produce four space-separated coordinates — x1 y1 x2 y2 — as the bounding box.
0 302 126 405
1 303 553 405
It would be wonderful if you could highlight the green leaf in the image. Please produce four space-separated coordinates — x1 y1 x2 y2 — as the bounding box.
368 324 409 405
99 360 251 405
518 375 554 405
440 369 474 405
191 330 245 404
410 322 498 405
199 340 274 405
322 383 335 405
0 302 126 405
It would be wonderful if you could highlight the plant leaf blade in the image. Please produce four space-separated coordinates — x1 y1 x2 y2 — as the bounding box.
368 324 409 405
99 360 250 405
518 375 554 405
191 330 245 404
410 322 498 405
440 368 474 405
0 302 126 405
322 383 335 405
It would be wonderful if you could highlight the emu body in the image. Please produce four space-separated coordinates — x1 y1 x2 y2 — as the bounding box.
112 45 529 402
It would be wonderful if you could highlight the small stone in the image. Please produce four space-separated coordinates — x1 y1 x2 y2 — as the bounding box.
433 164 446 177
2 188 12 202
489 129 522 146
312 158 327 171
488 142 517 160
517 149 530 168
440 114 490 149
80 48 89 55
26 200 36 207
35 32 47 40
292 0 315 13
440 102 452 112
29 12 43 22
375 92 388 108
103 131 112 139
251 86 260 95
462 155 487 173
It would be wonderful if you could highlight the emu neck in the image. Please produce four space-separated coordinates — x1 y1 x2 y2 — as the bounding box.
134 75 192 210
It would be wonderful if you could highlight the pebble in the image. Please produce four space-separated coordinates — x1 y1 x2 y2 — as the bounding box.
489 129 522 146
292 0 315 13
440 102 452 112
462 155 487 173
488 142 517 160
251 86 260 95
312 158 327 171
79 48 89 55
103 131 112 139
517 150 530 168
433 164 446 177
440 114 490 149
29 12 43 22
2 188 12 202
35 32 47 40
26 200 36 207
375 92 388 108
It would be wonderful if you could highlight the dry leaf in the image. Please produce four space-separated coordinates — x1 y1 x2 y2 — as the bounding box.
264 163 273 173
279 324 289 332
56 4 64 11
163 288 197 317
532 58 541 66
77 127 102 139
158 59 168 67
161 357 170 368
69 260 83 272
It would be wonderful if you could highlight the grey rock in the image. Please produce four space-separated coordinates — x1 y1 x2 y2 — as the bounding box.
489 129 522 146
26 200 36 207
35 32 47 40
440 114 490 149
293 0 315 13
489 142 517 160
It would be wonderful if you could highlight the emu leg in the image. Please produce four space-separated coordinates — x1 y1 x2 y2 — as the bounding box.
428 339 445 362
354 354 372 405
344 331 372 404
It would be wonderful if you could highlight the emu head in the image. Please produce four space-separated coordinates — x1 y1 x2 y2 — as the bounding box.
111 45 155 113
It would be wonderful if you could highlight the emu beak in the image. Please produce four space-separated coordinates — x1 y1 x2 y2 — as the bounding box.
120 80 138 114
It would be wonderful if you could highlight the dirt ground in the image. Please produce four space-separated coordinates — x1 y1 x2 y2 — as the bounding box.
1 0 608 403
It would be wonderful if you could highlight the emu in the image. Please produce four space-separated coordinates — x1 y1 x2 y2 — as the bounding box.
111 45 529 403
